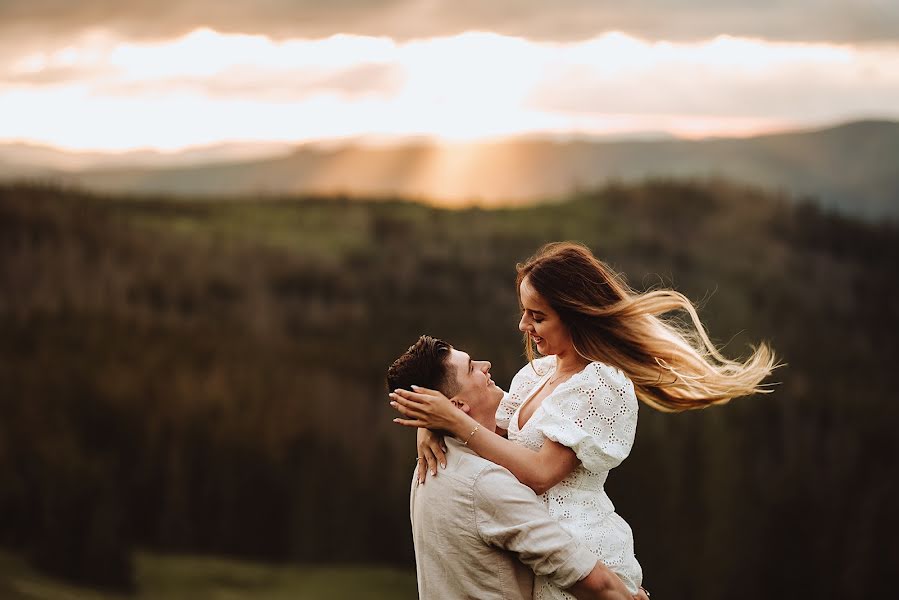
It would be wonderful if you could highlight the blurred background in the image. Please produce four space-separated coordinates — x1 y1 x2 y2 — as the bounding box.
1 1 898 599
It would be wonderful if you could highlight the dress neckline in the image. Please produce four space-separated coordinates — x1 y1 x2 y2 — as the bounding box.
514 365 554 431
513 358 597 431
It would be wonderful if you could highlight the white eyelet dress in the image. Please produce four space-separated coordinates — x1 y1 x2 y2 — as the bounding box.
496 356 643 597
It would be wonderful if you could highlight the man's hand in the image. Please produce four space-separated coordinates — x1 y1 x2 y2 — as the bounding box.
568 561 639 600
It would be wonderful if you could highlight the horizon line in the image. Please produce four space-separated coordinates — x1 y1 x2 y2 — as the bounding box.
2 114 896 157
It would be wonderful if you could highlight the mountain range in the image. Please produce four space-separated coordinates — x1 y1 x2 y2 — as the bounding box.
2 120 897 219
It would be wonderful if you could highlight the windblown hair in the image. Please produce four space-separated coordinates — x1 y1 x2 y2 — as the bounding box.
517 242 778 412
386 335 459 397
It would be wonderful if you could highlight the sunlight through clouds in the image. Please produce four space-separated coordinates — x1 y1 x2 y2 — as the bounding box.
108 29 400 79
2 27 898 150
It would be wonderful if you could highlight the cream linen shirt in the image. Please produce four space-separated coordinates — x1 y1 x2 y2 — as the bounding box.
410 437 598 600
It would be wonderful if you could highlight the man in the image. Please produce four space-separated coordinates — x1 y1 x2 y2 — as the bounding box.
387 335 643 600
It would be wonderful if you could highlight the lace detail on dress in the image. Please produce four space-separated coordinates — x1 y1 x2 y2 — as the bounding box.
534 362 637 474
495 356 554 430
506 359 643 597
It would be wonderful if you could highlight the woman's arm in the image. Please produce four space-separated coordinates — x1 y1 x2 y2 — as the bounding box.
391 387 579 495
468 423 580 495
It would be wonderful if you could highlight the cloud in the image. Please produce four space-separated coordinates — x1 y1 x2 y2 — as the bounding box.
2 29 898 151
2 0 898 44
4 65 111 85
526 36 899 122
97 63 405 102
1 29 405 101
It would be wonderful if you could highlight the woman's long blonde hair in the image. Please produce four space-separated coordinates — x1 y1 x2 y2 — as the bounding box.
518 242 778 412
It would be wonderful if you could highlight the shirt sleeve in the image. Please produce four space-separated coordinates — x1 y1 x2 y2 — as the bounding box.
533 362 638 474
472 464 598 590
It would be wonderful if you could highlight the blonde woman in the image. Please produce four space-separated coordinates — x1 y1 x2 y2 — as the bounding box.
390 242 777 599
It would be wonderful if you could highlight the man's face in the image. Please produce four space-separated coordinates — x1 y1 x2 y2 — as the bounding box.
445 348 504 415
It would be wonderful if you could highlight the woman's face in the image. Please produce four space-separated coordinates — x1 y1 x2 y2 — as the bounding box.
518 276 575 357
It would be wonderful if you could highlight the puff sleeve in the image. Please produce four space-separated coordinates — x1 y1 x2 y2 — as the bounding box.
533 362 638 474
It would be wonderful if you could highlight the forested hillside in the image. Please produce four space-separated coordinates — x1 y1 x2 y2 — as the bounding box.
1 180 896 599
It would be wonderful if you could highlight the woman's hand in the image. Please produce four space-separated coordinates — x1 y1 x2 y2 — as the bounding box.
389 385 468 436
416 428 447 484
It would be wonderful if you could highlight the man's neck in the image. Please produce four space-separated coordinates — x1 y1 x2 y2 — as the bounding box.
466 413 496 436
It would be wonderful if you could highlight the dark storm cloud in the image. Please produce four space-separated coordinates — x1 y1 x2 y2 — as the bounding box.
1 0 897 44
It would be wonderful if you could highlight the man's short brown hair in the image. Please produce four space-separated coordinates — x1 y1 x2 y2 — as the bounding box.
386 335 460 397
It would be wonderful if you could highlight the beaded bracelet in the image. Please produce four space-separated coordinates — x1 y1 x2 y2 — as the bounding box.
463 424 481 446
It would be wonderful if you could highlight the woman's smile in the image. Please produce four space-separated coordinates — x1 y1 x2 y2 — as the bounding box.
518 275 578 358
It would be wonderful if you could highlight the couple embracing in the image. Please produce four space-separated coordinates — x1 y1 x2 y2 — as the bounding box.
387 242 776 600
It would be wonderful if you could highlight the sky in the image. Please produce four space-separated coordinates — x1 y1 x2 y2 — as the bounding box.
2 0 898 152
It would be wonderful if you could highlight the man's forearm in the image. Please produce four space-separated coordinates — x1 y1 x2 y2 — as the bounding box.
568 561 633 600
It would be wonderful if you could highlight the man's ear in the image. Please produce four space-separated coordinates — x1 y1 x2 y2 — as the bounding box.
451 399 472 414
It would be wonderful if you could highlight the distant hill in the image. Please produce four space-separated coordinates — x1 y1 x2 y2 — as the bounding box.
3 120 898 219
0 141 295 172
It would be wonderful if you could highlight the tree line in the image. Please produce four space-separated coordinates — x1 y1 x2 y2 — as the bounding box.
0 179 896 599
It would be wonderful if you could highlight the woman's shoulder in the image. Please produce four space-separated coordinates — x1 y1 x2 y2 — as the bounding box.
512 355 555 381
533 355 556 375
537 360 639 474
561 360 635 401
585 361 632 387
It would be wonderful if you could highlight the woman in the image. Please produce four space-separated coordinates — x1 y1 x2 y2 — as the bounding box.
390 242 777 598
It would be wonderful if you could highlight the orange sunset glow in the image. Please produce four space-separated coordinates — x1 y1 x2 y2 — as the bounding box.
2 20 898 152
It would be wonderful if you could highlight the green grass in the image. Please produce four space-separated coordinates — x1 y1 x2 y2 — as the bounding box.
0 551 418 600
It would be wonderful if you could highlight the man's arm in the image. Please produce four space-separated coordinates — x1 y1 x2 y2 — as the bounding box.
473 465 634 600
568 561 636 600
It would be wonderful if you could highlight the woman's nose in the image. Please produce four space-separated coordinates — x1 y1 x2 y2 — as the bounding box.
518 314 528 331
